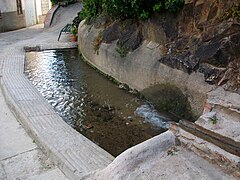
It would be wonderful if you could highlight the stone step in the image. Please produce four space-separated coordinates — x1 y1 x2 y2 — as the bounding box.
198 87 240 143
170 121 240 178
206 87 240 114
196 107 240 142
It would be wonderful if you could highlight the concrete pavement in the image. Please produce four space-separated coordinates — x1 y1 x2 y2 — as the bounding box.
0 83 68 180
0 3 115 180
0 2 237 180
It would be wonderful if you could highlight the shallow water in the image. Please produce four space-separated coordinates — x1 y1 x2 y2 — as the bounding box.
25 49 169 156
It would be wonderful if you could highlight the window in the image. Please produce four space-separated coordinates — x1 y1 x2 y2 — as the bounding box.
16 0 23 15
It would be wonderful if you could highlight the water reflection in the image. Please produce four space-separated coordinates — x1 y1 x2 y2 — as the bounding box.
25 49 169 156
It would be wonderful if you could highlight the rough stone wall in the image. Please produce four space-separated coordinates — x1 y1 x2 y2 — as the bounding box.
41 0 50 15
0 11 26 32
157 0 240 93
0 0 26 32
78 0 240 118
78 22 214 118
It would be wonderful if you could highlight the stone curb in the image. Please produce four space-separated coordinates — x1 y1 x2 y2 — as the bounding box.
0 46 114 180
44 5 60 28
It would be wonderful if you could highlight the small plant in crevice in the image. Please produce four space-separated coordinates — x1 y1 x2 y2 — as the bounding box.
153 2 164 13
221 5 240 20
140 10 150 20
93 31 103 54
69 24 78 42
210 115 218 125
167 146 179 156
164 0 185 13
116 45 129 58
70 25 78 36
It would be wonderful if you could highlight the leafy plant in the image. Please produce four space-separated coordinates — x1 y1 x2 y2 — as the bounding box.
50 0 76 5
140 10 150 20
71 25 78 36
82 0 102 22
210 115 218 125
50 0 58 5
116 45 129 58
153 2 164 13
93 31 103 54
81 0 185 22
221 5 240 20
165 0 184 12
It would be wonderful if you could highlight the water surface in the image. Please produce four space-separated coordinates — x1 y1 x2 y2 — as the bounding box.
25 49 169 156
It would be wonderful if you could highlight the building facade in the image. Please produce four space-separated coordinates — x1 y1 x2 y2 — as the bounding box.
0 0 51 32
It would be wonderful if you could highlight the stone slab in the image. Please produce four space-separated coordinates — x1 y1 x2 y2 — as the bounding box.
89 131 234 180
0 88 37 160
0 162 7 180
26 168 68 180
1 149 54 180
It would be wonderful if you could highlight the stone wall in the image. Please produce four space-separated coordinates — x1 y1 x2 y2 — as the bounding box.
78 0 240 118
0 11 26 32
78 22 214 118
0 0 26 32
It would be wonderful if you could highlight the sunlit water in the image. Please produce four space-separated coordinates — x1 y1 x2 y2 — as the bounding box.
25 49 170 156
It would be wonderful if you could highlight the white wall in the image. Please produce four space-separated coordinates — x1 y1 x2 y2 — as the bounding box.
35 0 52 23
36 0 42 17
0 0 25 13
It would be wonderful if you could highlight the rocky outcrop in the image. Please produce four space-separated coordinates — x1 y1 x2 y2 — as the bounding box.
158 0 240 93
78 0 239 119
78 1 240 177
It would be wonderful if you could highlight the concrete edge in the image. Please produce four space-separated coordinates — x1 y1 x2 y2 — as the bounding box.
44 5 60 28
86 131 176 179
0 79 75 179
0 47 114 179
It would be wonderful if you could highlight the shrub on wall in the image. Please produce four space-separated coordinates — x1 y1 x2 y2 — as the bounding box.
81 0 184 21
50 0 77 6
50 0 59 5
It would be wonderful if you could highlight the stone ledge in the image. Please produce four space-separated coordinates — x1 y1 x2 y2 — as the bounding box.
207 87 240 114
170 123 240 178
44 5 60 28
0 47 114 180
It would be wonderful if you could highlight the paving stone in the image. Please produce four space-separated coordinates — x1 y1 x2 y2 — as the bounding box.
0 89 37 160
0 162 7 180
1 149 53 180
26 168 68 180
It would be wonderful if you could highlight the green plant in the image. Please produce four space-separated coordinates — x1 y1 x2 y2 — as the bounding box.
221 5 240 20
210 115 218 125
140 10 150 20
116 45 129 58
153 2 164 13
82 0 102 22
50 0 58 5
93 31 103 54
81 0 185 22
165 0 184 12
71 25 78 36
51 0 76 5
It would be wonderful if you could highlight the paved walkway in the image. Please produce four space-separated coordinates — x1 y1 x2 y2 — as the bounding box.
0 3 112 180
0 87 68 180
0 2 237 180
0 4 82 180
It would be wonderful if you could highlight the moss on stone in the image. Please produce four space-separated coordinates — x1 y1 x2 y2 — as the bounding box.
141 83 194 122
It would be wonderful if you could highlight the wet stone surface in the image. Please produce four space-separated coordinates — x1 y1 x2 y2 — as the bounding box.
25 49 169 156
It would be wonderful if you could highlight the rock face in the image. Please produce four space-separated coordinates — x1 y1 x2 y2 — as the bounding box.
78 0 240 118
157 0 240 93
100 0 240 93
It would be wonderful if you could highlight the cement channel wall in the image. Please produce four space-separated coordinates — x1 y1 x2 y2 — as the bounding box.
78 20 215 118
0 44 114 179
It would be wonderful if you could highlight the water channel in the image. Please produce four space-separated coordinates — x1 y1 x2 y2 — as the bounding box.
25 48 170 156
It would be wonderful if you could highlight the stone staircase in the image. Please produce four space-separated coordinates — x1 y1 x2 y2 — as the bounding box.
171 87 240 178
